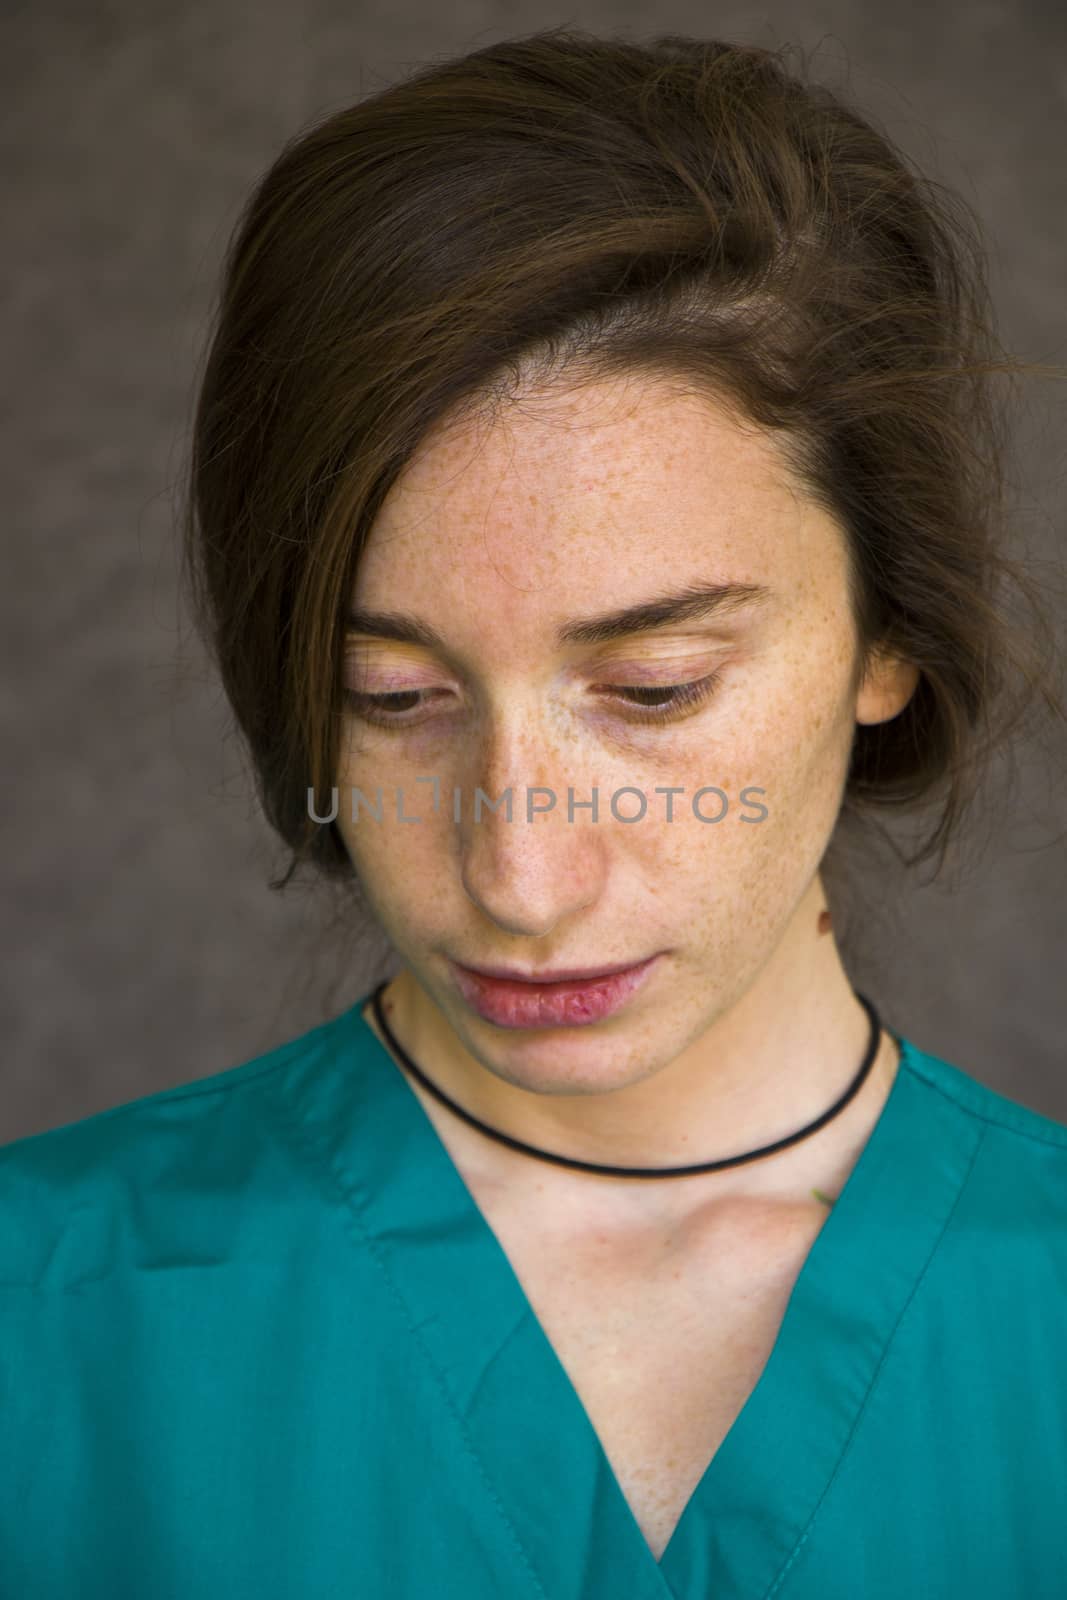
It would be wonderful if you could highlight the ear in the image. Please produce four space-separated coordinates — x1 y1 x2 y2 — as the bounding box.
855 644 920 727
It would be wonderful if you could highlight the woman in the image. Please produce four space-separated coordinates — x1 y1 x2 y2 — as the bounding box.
3 27 1065 1599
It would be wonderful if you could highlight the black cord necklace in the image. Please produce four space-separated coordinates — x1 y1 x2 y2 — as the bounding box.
367 979 885 1180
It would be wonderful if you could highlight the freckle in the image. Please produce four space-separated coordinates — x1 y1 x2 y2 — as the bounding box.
817 909 832 935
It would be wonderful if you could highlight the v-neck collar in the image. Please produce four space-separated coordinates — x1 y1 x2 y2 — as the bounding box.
316 997 984 1600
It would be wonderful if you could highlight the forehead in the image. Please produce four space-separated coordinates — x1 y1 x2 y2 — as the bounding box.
356 374 843 625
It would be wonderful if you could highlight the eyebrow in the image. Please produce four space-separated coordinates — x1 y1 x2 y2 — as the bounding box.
346 581 773 651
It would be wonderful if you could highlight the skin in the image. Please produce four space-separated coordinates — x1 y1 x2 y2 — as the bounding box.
334 372 919 1246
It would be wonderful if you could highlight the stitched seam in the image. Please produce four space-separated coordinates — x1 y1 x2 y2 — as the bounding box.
3 1035 336 1159
123 1022 350 1110
257 1073 555 1600
899 1046 1067 1151
761 1120 991 1599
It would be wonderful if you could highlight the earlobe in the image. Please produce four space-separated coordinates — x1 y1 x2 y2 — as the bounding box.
855 650 920 727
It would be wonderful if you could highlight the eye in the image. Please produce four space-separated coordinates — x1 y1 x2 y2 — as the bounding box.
596 670 725 725
342 670 726 729
341 687 448 726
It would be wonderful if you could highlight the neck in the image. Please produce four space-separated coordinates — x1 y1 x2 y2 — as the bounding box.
366 881 899 1225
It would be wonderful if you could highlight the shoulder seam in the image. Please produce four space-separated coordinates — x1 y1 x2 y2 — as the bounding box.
103 1008 358 1114
1 1006 363 1156
900 1043 1067 1153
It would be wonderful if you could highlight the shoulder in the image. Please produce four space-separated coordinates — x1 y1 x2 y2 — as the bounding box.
898 1032 1067 1243
0 996 372 1290
899 1032 1067 1151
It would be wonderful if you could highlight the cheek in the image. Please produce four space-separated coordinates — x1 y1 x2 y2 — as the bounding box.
336 799 459 931
730 647 855 812
655 673 853 898
727 684 855 916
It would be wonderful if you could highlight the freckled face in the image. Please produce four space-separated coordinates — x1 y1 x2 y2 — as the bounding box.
334 374 866 1092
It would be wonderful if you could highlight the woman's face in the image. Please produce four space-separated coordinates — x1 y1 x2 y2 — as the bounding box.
335 373 915 1094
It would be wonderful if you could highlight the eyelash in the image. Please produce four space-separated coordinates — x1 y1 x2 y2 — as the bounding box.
342 670 725 729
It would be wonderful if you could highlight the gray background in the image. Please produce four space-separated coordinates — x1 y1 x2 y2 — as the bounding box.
3 0 1065 1147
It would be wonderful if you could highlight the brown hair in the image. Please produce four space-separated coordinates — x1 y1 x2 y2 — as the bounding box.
179 27 1064 910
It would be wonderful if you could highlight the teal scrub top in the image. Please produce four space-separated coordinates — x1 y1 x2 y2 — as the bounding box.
2 989 1067 1599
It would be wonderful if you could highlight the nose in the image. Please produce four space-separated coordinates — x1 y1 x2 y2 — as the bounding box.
458 737 608 939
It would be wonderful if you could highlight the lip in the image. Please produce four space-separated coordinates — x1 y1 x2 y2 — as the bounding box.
454 958 652 984
448 953 662 1029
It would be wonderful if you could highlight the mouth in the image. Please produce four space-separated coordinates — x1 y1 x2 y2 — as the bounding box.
447 954 662 1029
